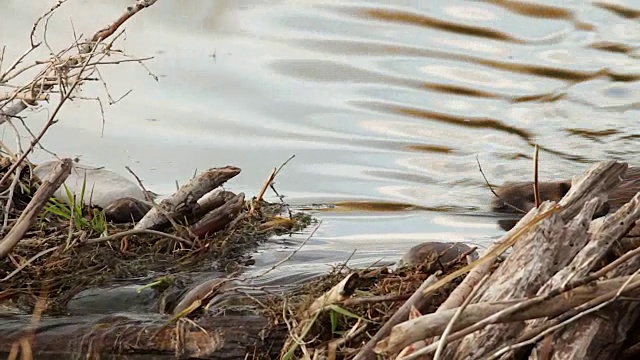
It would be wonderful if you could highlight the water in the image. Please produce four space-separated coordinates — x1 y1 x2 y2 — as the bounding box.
2 0 639 283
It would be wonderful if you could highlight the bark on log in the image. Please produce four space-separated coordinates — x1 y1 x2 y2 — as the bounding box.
375 273 640 356
193 190 238 219
0 158 72 260
134 166 241 231
190 193 245 238
530 255 640 360
442 162 627 359
522 195 640 360
0 313 286 359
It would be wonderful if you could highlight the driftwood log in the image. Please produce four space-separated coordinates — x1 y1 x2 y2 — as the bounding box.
448 162 640 360
134 166 241 231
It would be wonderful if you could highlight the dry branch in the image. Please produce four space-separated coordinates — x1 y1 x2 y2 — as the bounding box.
448 161 628 359
134 166 242 230
0 0 157 119
374 161 632 359
0 158 72 260
375 275 640 357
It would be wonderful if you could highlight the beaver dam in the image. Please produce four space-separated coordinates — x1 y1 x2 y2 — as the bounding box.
3 2 640 359
2 159 640 360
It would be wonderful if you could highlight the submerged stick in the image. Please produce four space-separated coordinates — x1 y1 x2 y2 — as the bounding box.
533 144 540 209
0 158 72 260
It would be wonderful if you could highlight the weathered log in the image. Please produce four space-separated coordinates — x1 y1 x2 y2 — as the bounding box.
376 161 628 359
193 190 238 219
0 313 286 359
190 193 245 238
523 195 640 360
375 274 640 356
530 258 640 360
0 158 72 260
134 166 241 231
445 161 629 359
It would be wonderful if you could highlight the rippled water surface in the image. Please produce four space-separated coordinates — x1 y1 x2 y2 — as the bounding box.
3 0 640 282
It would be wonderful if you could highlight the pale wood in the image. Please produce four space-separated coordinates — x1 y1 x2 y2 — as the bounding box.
530 256 640 360
353 274 439 360
374 275 640 356
524 194 640 360
0 158 72 260
446 161 628 359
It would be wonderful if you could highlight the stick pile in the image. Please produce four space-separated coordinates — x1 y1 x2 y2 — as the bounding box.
358 160 640 360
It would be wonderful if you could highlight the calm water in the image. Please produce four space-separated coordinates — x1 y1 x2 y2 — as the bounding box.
2 0 639 282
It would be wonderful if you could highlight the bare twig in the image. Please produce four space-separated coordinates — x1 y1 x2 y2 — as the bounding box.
1 163 23 235
254 168 276 206
250 155 295 215
353 273 440 360
0 40 98 188
487 270 640 359
533 144 540 208
476 155 526 214
125 165 193 240
0 246 59 282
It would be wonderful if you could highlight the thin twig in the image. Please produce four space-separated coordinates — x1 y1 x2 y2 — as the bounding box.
1 164 23 235
533 144 540 208
0 246 59 282
487 269 640 359
354 273 440 360
476 155 526 214
0 40 98 188
274 154 296 178
592 245 640 279
251 155 296 215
